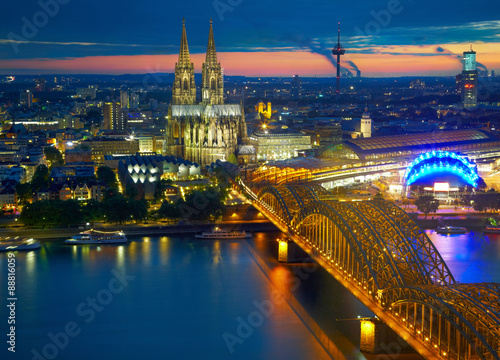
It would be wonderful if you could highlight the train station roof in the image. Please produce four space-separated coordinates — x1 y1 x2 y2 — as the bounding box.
342 129 500 158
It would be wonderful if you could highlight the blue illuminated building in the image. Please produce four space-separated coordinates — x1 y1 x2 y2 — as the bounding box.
404 151 479 199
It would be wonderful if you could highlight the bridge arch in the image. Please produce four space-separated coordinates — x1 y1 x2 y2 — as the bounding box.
257 186 293 223
383 285 500 360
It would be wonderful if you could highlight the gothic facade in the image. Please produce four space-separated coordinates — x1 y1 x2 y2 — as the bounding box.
166 20 247 166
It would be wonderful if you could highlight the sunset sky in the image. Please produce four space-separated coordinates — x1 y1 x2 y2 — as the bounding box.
1 0 500 77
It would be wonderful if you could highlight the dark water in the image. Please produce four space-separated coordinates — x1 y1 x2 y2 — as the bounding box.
0 234 334 360
1 230 498 360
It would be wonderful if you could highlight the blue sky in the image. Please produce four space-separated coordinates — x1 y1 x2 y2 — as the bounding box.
1 0 500 76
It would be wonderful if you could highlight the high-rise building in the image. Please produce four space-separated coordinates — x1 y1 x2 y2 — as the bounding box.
103 102 126 130
76 86 97 99
292 75 302 99
129 93 139 109
455 74 463 95
35 78 46 92
461 46 478 108
20 90 32 107
120 90 129 109
172 19 197 105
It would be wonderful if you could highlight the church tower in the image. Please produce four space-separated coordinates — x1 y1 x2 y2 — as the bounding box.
172 19 196 105
360 107 372 138
201 19 224 105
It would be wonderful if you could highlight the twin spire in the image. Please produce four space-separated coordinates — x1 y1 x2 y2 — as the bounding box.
177 18 218 66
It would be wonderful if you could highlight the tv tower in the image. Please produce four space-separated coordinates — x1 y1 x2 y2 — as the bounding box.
331 22 346 97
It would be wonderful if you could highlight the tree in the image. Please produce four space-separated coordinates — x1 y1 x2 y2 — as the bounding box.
227 153 239 166
153 179 169 203
472 191 500 213
128 199 148 223
44 146 64 168
415 195 439 218
158 200 180 219
96 166 117 189
15 182 32 204
81 199 104 224
102 195 130 223
373 192 384 201
125 183 138 199
31 165 50 192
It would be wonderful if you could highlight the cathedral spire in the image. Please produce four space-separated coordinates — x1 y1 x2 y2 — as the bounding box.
172 19 196 105
202 19 224 105
206 18 218 65
179 18 191 65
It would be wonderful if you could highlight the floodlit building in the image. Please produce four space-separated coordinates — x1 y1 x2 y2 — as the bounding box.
248 125 311 161
165 20 247 166
117 154 200 200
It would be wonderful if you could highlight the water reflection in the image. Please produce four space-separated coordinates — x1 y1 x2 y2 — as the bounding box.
0 235 333 360
426 230 500 282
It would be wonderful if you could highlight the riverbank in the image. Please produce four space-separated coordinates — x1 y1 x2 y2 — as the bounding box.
0 220 278 240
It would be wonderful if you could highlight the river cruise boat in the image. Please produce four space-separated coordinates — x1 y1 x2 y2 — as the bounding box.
484 226 500 234
65 230 127 244
436 226 467 235
0 237 41 251
195 227 252 239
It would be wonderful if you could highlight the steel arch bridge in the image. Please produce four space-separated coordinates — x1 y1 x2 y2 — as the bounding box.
241 181 500 360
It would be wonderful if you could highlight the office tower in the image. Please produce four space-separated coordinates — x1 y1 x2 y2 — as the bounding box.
462 46 478 108
292 75 302 99
35 78 46 92
120 90 129 109
103 102 126 130
20 90 33 107
129 93 139 109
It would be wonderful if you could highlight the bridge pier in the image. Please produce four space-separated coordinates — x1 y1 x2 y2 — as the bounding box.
360 318 415 355
277 238 312 263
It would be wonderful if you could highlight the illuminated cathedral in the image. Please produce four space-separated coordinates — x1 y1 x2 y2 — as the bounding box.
166 19 247 166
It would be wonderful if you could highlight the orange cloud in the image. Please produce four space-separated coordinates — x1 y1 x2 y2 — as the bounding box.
0 44 499 77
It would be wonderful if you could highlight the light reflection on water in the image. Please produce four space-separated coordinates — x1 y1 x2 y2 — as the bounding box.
0 234 333 360
425 230 500 283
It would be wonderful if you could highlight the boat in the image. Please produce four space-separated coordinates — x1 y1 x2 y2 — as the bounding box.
484 226 500 234
436 226 467 235
0 237 41 251
195 226 252 239
65 229 127 244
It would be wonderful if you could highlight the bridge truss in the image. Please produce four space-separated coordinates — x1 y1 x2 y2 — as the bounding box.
242 182 500 360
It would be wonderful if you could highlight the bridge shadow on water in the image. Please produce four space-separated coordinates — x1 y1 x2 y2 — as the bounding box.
246 233 424 360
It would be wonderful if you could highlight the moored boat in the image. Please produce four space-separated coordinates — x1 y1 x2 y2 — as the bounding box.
436 226 467 235
484 226 500 234
0 237 41 251
65 229 127 244
195 226 252 239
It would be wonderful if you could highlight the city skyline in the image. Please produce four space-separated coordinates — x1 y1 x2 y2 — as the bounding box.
1 0 500 76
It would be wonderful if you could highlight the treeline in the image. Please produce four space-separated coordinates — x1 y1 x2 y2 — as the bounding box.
465 190 500 213
20 192 148 227
155 186 226 222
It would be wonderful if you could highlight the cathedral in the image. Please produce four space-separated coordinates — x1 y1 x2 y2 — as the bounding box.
166 19 247 166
